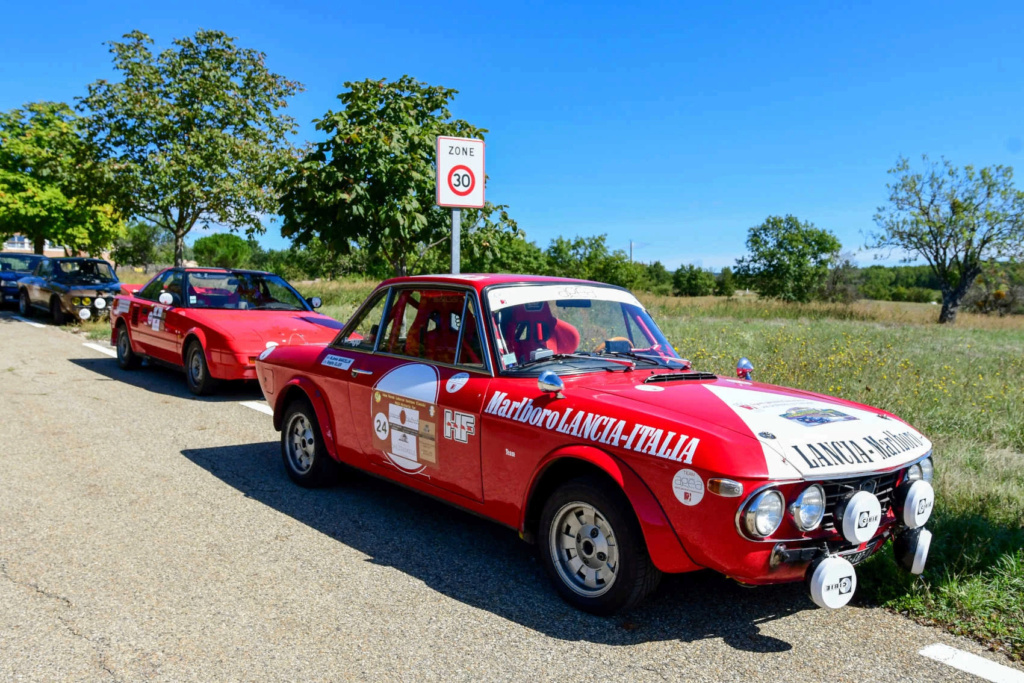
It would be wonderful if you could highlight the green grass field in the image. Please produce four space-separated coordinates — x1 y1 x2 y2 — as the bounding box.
77 278 1024 657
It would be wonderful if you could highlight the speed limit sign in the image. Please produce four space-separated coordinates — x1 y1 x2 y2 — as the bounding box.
436 136 484 208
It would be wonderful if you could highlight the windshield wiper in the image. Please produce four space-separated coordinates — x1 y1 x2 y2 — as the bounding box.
596 350 664 366
511 352 635 371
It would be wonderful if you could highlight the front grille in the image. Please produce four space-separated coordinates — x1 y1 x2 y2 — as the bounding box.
820 470 901 533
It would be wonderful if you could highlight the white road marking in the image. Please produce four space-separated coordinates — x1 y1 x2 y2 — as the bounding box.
920 644 1024 683
11 315 45 329
83 342 117 358
240 401 274 416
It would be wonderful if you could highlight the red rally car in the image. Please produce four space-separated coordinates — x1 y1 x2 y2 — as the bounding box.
111 267 343 395
255 274 936 614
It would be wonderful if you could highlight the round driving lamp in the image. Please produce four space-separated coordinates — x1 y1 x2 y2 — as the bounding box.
789 484 826 531
82 297 92 306
72 297 81 306
919 457 934 482
94 297 106 310
743 489 785 538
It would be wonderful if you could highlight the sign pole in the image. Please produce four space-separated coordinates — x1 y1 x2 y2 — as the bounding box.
451 207 461 274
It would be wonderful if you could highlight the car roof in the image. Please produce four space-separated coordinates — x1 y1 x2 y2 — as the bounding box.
171 267 274 275
377 273 614 294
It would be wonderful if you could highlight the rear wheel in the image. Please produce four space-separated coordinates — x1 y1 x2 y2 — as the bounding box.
116 324 141 370
50 297 66 325
280 398 339 487
539 476 661 615
18 290 33 317
185 341 218 395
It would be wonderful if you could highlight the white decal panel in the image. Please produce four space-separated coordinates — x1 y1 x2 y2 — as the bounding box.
705 385 931 478
371 364 441 474
487 284 644 312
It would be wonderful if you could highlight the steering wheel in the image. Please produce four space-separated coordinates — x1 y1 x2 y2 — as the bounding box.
595 336 634 353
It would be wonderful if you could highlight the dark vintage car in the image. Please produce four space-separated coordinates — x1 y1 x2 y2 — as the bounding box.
0 253 44 307
17 257 122 324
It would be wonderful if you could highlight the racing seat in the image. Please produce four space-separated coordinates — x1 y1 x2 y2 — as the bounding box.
404 292 466 364
499 303 580 361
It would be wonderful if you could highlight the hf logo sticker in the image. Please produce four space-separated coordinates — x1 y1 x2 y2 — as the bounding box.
443 409 476 444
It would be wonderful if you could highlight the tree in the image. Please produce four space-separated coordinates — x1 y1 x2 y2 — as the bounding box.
279 76 488 277
643 261 674 295
0 102 123 254
872 156 1024 323
193 233 251 268
735 215 841 302
673 264 716 296
112 221 160 270
79 30 301 266
715 266 736 297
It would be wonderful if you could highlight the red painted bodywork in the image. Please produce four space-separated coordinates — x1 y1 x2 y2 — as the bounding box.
255 274 933 585
110 267 341 381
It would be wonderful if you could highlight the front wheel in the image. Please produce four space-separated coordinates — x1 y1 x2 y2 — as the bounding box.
116 324 141 370
18 290 33 317
539 477 661 615
185 341 218 395
280 399 339 487
50 297 66 325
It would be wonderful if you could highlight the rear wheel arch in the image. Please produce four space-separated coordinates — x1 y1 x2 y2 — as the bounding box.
275 379 339 463
521 447 699 574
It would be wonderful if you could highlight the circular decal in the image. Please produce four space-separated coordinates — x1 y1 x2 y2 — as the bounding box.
672 469 704 506
635 385 664 392
839 490 882 544
446 372 470 393
373 412 389 440
374 391 381 403
902 480 934 529
808 556 857 609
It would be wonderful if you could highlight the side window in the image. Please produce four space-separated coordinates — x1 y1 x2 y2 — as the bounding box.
163 271 184 306
37 260 51 277
138 272 170 301
336 291 388 351
380 289 468 364
456 295 486 369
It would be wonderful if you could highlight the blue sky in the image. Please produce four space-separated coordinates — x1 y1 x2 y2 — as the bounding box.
3 1 1022 269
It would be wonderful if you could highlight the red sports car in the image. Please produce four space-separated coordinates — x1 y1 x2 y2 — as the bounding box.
111 267 342 395
255 274 935 614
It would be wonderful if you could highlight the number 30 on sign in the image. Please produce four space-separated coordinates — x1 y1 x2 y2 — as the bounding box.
436 136 485 208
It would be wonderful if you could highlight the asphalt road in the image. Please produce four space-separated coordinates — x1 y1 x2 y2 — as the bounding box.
1 311 1020 682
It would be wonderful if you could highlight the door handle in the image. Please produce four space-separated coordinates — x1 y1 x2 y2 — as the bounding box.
351 368 373 377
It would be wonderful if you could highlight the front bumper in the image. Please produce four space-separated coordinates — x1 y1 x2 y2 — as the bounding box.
209 349 260 381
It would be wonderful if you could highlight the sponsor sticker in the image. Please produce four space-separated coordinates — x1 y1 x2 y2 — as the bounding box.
483 390 701 464
672 469 705 506
321 354 355 371
115 299 130 314
780 406 858 427
446 372 470 393
443 409 476 443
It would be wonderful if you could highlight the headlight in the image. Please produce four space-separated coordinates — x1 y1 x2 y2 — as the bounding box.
743 489 785 538
94 298 106 310
789 484 826 531
907 463 923 482
72 297 81 305
82 297 92 306
920 457 933 482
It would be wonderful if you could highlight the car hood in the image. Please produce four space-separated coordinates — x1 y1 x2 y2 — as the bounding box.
64 283 122 295
584 374 932 480
200 311 344 348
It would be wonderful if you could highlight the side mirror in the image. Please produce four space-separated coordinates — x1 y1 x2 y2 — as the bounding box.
158 292 174 306
538 370 565 397
309 296 322 309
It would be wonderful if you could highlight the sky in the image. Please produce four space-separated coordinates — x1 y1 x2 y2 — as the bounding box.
2 1 1022 269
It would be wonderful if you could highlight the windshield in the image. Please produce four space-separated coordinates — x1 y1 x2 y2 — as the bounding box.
54 260 117 283
0 254 41 272
487 284 681 371
187 271 308 311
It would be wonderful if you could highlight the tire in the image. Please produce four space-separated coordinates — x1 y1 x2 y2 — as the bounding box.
50 297 66 325
538 476 661 615
184 341 218 395
116 323 141 370
18 290 33 317
280 398 339 487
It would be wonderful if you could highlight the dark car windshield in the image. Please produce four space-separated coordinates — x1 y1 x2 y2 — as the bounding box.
0 254 42 272
54 259 118 283
186 271 308 311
